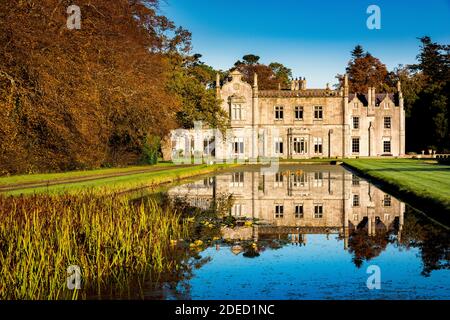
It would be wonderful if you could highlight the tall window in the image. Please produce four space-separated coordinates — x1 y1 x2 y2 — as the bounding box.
383 140 391 153
313 172 323 188
295 204 304 219
383 195 391 207
231 204 243 217
352 138 360 153
314 137 323 154
353 117 359 129
275 205 284 218
203 137 215 156
293 137 307 154
384 117 391 129
294 106 304 120
231 104 242 120
314 106 323 119
292 173 307 187
314 204 323 218
232 137 244 155
230 172 244 187
275 106 284 120
352 174 360 186
274 172 283 187
274 137 284 155
353 194 360 207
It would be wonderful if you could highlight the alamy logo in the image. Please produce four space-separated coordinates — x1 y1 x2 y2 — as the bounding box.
366 265 381 290
67 265 81 290
366 5 381 30
67 5 81 30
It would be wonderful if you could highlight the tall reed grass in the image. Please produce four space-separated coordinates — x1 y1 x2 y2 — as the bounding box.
0 192 189 299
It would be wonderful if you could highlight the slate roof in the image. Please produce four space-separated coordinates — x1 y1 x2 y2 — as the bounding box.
348 93 399 106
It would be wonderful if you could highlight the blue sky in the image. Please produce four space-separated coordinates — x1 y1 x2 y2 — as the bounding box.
161 0 450 87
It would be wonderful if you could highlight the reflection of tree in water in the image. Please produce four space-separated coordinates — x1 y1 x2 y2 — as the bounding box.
348 230 390 268
347 217 392 268
398 206 450 277
138 192 224 299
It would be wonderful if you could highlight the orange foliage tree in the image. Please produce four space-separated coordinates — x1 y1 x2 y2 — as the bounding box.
0 0 191 174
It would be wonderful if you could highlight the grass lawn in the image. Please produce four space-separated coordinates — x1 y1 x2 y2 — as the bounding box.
344 159 450 211
0 162 176 186
1 164 233 196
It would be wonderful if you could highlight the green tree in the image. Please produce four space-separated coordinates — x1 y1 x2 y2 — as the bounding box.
168 54 228 131
351 45 365 59
269 62 293 88
242 54 260 65
407 37 450 152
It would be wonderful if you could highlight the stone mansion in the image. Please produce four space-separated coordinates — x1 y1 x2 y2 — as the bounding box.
169 69 405 160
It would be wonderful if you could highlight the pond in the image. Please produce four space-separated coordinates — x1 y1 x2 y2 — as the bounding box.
148 164 450 300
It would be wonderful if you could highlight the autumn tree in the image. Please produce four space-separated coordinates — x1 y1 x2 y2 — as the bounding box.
233 55 292 90
0 0 191 173
345 45 390 93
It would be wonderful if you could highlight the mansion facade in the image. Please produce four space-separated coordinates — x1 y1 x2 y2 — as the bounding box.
169 69 405 160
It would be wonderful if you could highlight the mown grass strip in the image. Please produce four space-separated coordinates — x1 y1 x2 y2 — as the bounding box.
0 163 175 186
3 164 233 196
344 159 450 212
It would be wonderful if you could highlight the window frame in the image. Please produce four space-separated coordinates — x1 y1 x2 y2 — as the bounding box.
274 137 284 155
313 137 323 154
274 106 284 120
384 116 391 129
352 194 360 207
275 204 284 218
352 116 360 129
232 137 244 155
314 106 323 120
352 137 360 153
383 139 391 153
231 103 242 120
295 204 304 219
294 106 304 120
314 204 324 219
293 137 307 154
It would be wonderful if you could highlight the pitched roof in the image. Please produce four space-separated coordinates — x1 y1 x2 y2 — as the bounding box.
349 93 399 106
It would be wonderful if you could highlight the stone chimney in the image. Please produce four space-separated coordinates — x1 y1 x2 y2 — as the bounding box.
372 87 376 106
368 87 372 106
343 74 349 97
397 80 403 99
300 77 306 90
215 73 221 98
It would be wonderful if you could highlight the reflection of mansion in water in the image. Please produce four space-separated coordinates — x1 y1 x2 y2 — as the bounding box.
168 166 404 249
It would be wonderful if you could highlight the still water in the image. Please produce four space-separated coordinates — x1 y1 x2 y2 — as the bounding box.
152 165 450 300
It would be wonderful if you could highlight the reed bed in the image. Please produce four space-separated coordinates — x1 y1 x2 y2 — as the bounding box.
0 192 189 300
